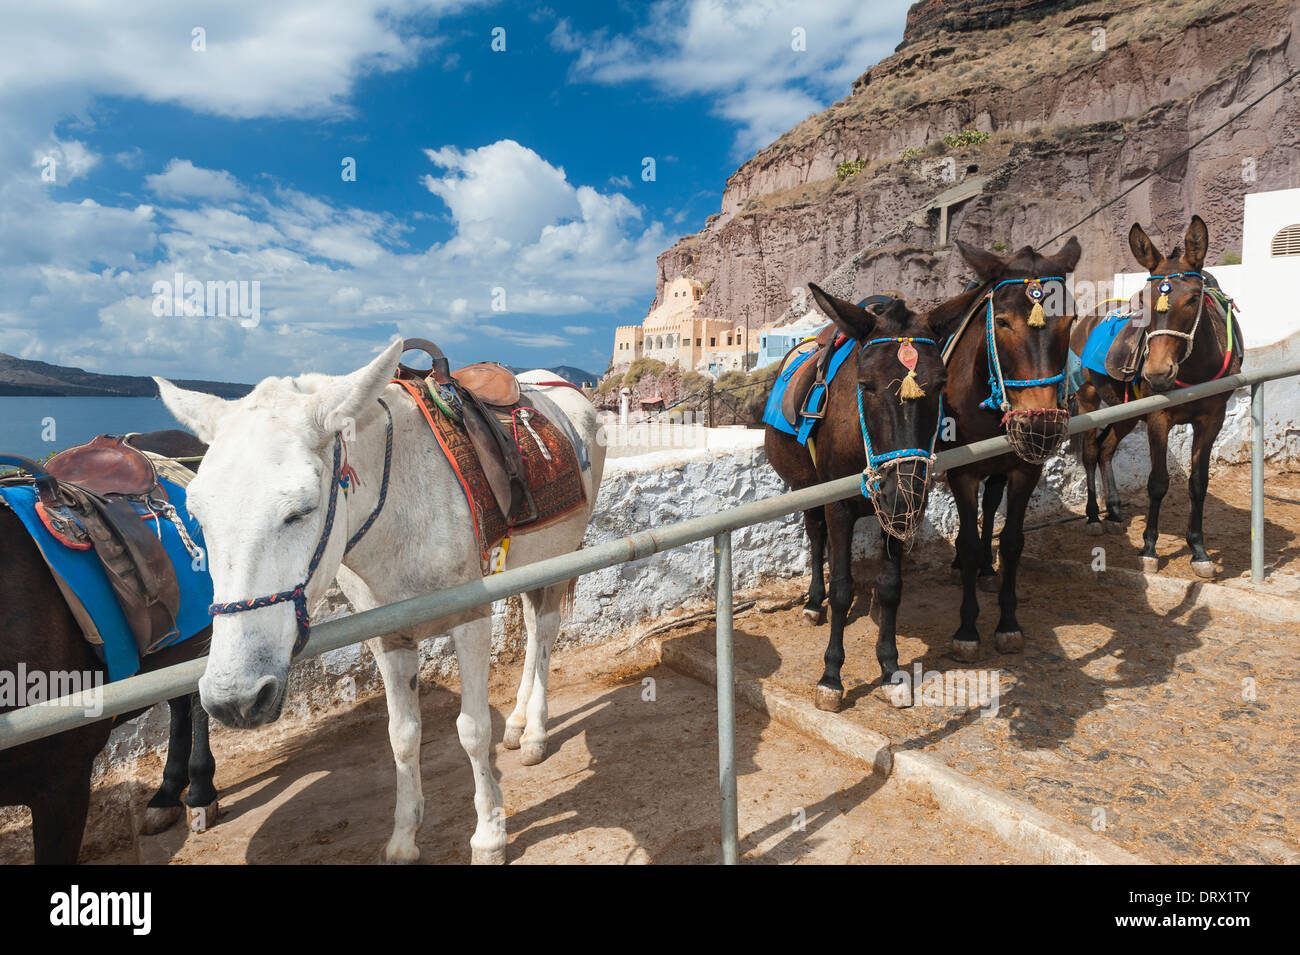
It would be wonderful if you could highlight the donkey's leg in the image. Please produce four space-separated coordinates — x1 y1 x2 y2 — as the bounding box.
452 615 507 864
803 506 829 623
1099 419 1138 531
140 695 192 834
503 595 540 753
368 633 425 864
30 757 94 865
511 583 566 766
1186 405 1225 578
993 467 1037 653
978 473 1006 588
1139 413 1172 572
815 501 855 712
875 531 912 708
949 471 983 661
1082 426 1104 533
184 693 218 830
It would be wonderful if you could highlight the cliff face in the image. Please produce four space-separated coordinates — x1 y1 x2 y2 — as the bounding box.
901 0 1095 47
650 0 1299 329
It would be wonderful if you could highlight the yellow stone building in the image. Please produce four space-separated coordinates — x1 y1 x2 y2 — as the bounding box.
612 276 762 375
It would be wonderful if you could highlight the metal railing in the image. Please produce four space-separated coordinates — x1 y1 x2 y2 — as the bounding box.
2 358 1298 865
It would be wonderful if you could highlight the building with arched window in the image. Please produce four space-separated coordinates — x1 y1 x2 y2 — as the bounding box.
611 275 767 374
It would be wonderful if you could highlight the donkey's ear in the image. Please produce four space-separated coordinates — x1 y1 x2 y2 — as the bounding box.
1183 215 1209 271
924 286 983 341
153 378 229 445
1128 222 1161 272
1052 235 1082 273
312 337 403 437
808 283 877 340
953 238 1005 282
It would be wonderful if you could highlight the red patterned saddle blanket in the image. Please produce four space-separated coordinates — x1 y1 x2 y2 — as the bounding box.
394 378 586 571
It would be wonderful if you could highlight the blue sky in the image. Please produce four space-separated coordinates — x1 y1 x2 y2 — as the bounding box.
0 1 908 382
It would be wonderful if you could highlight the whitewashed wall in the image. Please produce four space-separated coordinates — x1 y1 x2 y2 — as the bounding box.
99 331 1300 770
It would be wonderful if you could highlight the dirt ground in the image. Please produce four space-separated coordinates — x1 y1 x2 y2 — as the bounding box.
653 464 1300 865
0 641 1028 865
1023 467 1300 592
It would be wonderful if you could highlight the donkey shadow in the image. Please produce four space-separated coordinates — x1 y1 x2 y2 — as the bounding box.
831 550 1215 755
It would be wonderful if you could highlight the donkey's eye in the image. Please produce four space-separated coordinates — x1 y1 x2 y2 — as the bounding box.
285 507 316 526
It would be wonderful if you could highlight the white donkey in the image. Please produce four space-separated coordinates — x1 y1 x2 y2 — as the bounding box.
156 338 605 864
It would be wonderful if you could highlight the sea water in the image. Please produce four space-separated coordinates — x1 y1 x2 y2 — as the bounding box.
0 397 182 459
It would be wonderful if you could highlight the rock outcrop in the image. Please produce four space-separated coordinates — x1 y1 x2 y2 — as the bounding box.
649 0 1299 329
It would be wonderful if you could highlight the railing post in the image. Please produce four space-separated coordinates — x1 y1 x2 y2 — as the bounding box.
1251 382 1265 584
714 530 739 865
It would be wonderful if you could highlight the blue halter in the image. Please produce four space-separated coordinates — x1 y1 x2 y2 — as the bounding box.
980 277 1068 412
855 336 943 499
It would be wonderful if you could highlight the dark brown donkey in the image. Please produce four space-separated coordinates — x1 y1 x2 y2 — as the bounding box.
1070 216 1243 576
0 430 216 864
765 285 981 710
942 237 1083 661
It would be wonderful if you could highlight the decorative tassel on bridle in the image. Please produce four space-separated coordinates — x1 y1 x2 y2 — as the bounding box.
1026 279 1047 327
894 338 926 401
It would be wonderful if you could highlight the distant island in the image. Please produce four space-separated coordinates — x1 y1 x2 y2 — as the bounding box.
0 352 252 399
0 352 602 398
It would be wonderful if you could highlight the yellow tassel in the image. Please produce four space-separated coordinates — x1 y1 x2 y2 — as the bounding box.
1156 293 1170 313
898 369 926 400
1028 301 1046 327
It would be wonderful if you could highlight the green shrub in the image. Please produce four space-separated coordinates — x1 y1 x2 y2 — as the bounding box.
623 357 666 389
836 158 868 180
942 129 991 149
900 146 925 160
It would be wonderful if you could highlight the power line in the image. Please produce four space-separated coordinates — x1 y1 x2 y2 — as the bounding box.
1037 66 1300 251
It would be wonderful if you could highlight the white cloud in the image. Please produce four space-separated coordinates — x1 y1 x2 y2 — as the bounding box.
146 159 244 201
30 139 99 185
0 1 478 121
0 140 667 380
553 0 908 154
563 325 593 335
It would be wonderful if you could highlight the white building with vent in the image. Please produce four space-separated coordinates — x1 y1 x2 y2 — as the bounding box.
1112 187 1300 350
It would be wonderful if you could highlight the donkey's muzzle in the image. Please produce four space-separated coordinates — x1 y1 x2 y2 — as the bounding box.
1002 408 1070 464
864 456 932 542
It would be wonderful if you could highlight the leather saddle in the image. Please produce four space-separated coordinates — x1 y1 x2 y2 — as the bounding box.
396 338 535 524
2 435 181 656
780 323 846 429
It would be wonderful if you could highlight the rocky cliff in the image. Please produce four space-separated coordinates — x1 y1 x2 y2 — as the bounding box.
650 0 1299 329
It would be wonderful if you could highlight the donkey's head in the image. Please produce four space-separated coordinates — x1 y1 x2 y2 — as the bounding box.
808 283 970 540
1128 216 1210 392
953 236 1082 462
155 338 404 728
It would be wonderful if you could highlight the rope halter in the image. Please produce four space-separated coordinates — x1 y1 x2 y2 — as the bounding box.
979 276 1071 463
857 335 943 542
208 398 394 656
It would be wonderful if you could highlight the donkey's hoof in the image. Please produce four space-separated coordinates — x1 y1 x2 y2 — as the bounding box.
502 724 524 750
993 630 1024 654
1139 556 1159 574
471 846 507 866
1191 560 1217 579
1085 521 1103 537
139 805 183 835
1104 520 1126 535
814 685 844 712
520 741 548 766
977 572 1000 593
186 801 219 833
882 680 913 709
382 842 420 865
952 639 980 663
802 606 825 625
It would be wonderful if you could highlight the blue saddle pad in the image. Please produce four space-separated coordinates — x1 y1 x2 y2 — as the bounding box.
762 336 855 445
1080 312 1133 377
0 476 211 682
